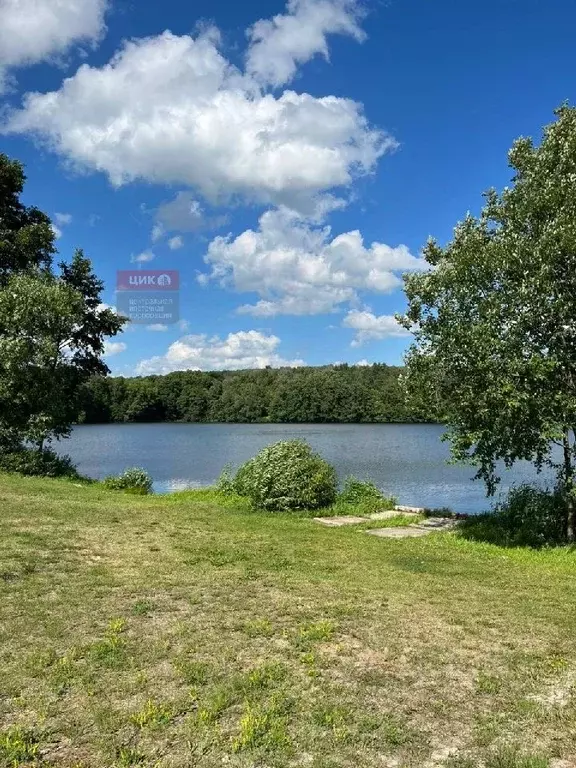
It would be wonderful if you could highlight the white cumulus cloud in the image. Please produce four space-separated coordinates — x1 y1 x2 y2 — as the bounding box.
146 324 169 332
343 310 410 346
3 16 392 215
54 212 72 226
168 236 184 251
131 250 155 264
246 0 365 88
201 207 428 316
0 0 108 93
135 330 304 375
104 341 127 357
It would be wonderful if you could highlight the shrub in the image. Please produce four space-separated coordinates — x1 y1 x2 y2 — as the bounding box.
0 447 80 478
335 477 397 514
459 484 567 548
231 440 337 511
103 467 153 495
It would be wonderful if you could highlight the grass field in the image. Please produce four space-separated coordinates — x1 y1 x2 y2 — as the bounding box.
1 474 576 768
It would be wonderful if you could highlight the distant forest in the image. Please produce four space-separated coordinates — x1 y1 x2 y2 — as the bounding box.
79 364 438 424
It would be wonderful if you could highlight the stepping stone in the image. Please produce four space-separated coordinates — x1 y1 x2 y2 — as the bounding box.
394 505 426 514
314 516 368 527
415 517 458 530
367 526 432 538
369 510 418 521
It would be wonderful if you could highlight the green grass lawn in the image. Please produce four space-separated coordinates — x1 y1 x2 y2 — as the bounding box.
1 474 576 768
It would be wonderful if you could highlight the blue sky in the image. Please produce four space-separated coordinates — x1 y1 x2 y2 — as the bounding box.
1 0 573 375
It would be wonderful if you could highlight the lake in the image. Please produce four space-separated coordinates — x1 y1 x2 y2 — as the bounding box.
53 423 558 514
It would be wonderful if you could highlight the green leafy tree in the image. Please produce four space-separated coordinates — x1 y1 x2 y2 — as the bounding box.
401 105 576 540
0 154 125 450
0 154 54 280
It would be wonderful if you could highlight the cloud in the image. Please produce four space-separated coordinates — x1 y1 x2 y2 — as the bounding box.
168 236 184 251
155 192 206 233
54 212 72 226
135 330 304 374
202 207 428 316
51 211 73 239
0 0 108 93
104 340 127 356
151 224 164 243
4 18 392 216
146 324 169 332
343 310 410 346
131 250 155 264
246 0 365 88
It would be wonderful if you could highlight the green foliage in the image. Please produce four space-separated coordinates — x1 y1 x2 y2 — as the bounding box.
0 726 40 765
334 476 397 514
0 447 80 478
0 154 54 281
130 699 173 729
103 468 153 495
484 746 549 768
0 153 126 449
401 105 576 539
230 440 337 511
460 485 567 548
216 465 236 494
79 363 434 425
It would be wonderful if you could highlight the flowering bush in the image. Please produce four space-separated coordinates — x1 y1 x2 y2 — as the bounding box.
232 440 337 511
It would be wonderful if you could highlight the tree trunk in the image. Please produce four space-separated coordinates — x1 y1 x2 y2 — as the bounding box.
562 429 575 543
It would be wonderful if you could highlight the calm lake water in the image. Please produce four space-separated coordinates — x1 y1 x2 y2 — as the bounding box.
54 423 558 514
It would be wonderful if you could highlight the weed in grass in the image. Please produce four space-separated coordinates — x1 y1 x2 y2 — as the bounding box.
300 651 320 678
113 746 146 766
196 688 236 725
242 663 287 691
485 746 550 768
379 715 410 747
131 600 155 616
50 648 83 694
475 672 503 694
232 699 291 753
176 658 212 686
243 618 274 637
130 699 173 729
0 726 40 765
296 620 336 647
24 648 57 677
312 703 350 730
89 619 127 666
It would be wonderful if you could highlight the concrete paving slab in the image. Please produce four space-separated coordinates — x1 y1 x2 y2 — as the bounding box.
369 510 419 521
366 527 432 538
313 516 368 527
415 518 458 530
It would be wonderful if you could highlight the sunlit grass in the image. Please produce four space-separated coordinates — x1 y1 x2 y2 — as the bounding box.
0 472 575 766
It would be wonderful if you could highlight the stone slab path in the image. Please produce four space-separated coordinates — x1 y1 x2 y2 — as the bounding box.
314 509 422 527
314 516 368 527
314 506 458 538
367 517 458 539
366 526 432 538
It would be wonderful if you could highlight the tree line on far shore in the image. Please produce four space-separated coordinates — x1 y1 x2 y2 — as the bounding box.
79 364 439 424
